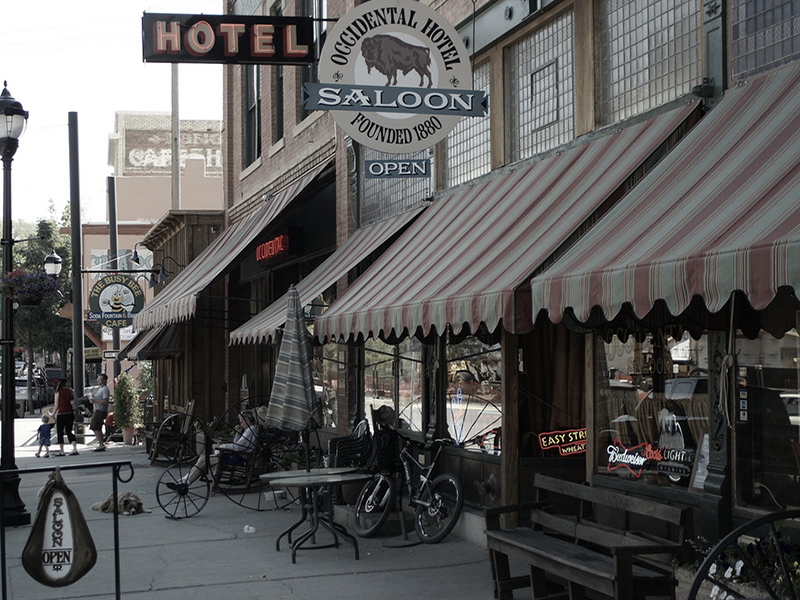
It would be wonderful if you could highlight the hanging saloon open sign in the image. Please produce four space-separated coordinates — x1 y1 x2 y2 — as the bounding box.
305 0 487 153
142 13 315 64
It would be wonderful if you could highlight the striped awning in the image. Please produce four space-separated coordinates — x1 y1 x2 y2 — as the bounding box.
118 324 181 361
314 103 698 343
530 63 800 326
229 206 424 345
133 159 332 331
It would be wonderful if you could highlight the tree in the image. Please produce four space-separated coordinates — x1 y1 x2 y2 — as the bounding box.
12 219 72 398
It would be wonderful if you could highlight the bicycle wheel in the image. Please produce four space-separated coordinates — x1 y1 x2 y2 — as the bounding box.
414 473 464 543
688 509 800 599
354 474 395 538
153 413 204 464
156 462 210 519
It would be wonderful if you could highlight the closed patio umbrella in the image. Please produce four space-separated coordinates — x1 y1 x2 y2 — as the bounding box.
267 285 322 469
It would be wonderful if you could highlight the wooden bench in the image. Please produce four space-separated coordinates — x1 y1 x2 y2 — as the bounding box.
485 474 688 600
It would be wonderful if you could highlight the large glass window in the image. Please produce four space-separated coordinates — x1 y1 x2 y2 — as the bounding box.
316 342 346 429
364 338 424 433
595 0 701 126
443 61 491 189
505 10 574 163
445 337 502 454
359 145 430 227
734 327 800 510
732 0 800 82
596 329 709 487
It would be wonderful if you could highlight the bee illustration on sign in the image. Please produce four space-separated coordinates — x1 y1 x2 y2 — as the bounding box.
101 285 135 314
88 275 145 328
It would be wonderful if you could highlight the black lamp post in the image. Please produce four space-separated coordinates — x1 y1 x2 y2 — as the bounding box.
0 82 30 526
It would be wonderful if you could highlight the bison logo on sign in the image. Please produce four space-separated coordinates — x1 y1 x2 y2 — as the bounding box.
361 34 432 88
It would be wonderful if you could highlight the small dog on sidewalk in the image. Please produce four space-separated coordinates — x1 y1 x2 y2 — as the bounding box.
91 491 150 516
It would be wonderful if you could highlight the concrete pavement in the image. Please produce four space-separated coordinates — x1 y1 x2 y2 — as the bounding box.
1 416 496 600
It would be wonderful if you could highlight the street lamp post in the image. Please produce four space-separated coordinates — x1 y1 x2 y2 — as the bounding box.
0 82 30 526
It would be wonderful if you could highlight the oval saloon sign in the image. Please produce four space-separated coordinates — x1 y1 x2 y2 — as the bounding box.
311 0 480 153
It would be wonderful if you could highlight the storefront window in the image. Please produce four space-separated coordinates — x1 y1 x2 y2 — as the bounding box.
364 338 424 433
596 329 709 487
316 342 345 429
734 327 800 510
445 337 502 454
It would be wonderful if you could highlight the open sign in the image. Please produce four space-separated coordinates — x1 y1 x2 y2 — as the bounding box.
365 159 430 178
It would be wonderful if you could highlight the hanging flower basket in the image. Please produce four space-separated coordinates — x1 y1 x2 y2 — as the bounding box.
0 268 58 306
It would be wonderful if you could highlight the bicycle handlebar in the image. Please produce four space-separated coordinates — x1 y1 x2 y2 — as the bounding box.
380 423 456 451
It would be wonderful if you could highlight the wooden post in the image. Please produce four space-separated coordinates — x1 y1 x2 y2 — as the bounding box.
585 334 595 484
501 328 519 525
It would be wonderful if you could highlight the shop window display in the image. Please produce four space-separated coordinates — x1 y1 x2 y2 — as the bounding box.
734 328 800 511
596 329 709 487
445 338 502 454
315 342 344 429
364 338 423 433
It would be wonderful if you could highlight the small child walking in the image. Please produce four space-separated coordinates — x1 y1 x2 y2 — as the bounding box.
35 414 53 458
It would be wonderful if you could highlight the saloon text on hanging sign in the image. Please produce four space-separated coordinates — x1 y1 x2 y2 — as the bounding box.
142 13 315 64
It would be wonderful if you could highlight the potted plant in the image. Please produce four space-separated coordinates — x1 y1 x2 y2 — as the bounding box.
0 268 58 306
113 373 142 445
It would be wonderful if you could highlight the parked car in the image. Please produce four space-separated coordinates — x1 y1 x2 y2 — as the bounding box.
14 377 41 413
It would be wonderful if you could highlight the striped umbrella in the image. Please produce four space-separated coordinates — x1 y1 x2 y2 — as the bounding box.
266 285 322 434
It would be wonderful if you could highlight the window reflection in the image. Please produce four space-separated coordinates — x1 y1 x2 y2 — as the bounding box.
446 337 502 454
596 330 708 486
364 338 423 433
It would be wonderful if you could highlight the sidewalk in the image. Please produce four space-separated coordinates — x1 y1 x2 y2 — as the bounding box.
3 416 495 600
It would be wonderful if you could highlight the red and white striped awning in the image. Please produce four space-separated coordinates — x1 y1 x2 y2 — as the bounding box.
118 324 181 361
531 63 800 326
229 206 424 345
314 103 698 343
133 159 331 331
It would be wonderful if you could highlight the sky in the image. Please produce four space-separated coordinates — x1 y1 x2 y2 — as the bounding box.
0 0 224 225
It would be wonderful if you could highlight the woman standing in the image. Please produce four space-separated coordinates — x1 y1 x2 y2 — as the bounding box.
54 379 79 456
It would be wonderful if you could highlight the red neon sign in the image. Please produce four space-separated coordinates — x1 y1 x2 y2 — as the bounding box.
256 234 289 262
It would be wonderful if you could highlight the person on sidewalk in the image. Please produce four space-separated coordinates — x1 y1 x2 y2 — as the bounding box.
81 373 110 452
169 411 259 488
35 414 52 458
53 379 79 456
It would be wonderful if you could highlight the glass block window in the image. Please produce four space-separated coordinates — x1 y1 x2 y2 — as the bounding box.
596 0 701 126
359 147 431 227
732 0 800 82
506 10 574 163
443 61 491 188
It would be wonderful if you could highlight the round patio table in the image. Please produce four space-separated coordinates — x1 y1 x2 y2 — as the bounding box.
270 472 372 563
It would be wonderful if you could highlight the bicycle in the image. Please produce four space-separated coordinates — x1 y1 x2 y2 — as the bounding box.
353 424 464 543
154 397 317 519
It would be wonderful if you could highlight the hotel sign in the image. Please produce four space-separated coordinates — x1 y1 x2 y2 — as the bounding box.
142 13 315 64
312 0 484 153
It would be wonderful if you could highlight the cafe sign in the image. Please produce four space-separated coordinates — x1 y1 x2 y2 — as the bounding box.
88 275 144 328
311 0 485 153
